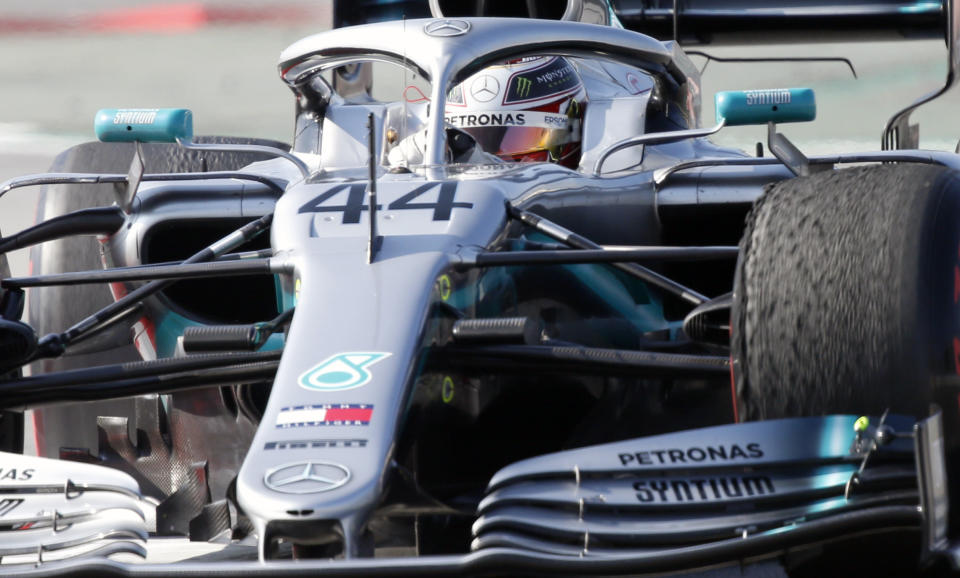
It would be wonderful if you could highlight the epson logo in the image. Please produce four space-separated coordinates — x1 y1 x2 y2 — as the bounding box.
112 110 158 125
744 89 791 106
543 115 568 128
619 443 763 466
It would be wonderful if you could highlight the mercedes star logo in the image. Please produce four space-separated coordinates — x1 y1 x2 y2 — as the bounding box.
264 461 351 494
470 75 500 103
423 19 471 37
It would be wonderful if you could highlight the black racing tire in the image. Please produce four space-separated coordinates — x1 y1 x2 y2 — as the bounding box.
29 136 288 458
732 164 960 422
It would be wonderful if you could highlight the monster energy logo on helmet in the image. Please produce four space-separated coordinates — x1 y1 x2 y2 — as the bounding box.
505 57 582 104
516 77 533 98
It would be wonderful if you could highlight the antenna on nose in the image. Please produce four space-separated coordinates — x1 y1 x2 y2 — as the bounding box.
366 113 383 264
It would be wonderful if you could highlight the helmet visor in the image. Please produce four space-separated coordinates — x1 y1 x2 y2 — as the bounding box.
444 110 578 160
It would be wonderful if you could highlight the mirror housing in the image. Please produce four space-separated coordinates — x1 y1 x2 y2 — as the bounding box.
715 88 816 126
94 108 193 143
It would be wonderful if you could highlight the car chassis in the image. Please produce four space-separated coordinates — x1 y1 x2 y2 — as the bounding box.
0 1 958 575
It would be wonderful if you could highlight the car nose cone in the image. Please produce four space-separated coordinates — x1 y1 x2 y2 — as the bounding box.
263 461 351 494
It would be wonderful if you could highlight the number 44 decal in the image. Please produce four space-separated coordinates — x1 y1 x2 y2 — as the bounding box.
299 182 473 224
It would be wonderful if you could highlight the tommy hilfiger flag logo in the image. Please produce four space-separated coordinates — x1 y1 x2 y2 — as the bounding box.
276 404 373 428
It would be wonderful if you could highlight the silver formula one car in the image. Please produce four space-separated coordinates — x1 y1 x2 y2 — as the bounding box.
0 0 959 575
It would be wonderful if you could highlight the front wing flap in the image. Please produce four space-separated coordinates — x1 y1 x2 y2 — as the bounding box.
0 413 950 575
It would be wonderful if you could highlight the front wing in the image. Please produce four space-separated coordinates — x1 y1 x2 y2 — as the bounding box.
0 412 947 576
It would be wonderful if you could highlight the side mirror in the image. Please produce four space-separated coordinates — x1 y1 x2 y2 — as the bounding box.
94 108 193 143
715 88 816 126
93 109 193 213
